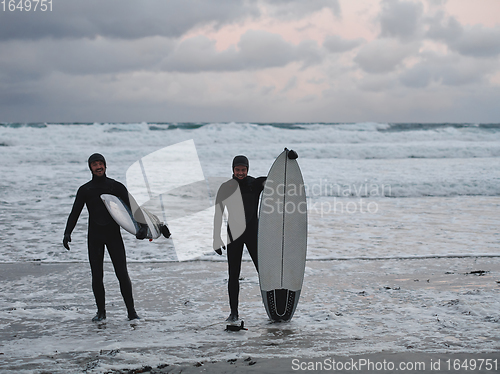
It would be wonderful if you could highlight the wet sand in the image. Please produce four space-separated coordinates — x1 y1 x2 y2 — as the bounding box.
0 257 499 373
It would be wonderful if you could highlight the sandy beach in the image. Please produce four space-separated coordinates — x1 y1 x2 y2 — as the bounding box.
1 257 499 373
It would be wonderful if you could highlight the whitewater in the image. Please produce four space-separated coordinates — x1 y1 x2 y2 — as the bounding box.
0 122 499 262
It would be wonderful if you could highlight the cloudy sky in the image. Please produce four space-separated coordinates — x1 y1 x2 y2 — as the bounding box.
1 0 499 123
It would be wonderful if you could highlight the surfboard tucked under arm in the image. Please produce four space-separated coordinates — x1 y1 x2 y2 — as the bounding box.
101 194 162 240
258 148 307 322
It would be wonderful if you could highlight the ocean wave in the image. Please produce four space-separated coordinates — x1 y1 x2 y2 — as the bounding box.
0 122 48 128
1 122 499 197
2 121 500 131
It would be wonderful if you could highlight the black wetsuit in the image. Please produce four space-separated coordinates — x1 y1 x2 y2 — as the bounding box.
214 175 266 316
64 174 136 316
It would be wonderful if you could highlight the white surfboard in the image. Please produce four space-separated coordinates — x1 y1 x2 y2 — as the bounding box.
101 194 161 240
258 148 307 322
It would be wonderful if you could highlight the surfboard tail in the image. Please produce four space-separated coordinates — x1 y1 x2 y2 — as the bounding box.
262 289 301 322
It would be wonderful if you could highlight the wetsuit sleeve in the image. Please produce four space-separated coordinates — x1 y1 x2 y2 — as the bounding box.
64 186 85 236
255 176 267 194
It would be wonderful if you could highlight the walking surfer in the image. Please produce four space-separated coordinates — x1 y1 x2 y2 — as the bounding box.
63 153 147 322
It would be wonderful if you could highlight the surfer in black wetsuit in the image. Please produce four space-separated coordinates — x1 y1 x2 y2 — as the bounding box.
62 153 144 322
213 155 267 322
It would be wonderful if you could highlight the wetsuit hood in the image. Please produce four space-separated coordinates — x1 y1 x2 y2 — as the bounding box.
232 155 249 171
88 153 106 171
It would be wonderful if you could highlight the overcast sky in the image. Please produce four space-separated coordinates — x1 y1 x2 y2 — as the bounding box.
1 0 499 123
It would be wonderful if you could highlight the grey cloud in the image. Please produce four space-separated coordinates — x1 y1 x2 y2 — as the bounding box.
161 30 324 72
428 0 447 6
0 29 324 85
323 35 365 53
260 85 276 95
451 25 500 58
357 75 397 92
296 40 325 68
0 91 39 107
57 38 173 75
237 30 297 68
0 0 260 41
0 37 173 84
354 39 418 74
399 64 432 88
0 42 49 84
378 0 424 40
400 53 495 88
281 76 298 93
425 11 463 42
160 36 237 72
264 0 341 19
426 13 500 58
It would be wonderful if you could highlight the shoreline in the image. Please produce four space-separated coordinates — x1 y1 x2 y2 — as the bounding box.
1 251 500 267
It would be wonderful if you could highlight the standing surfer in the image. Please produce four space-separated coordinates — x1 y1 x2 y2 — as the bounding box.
213 151 298 322
62 153 143 322
213 155 266 322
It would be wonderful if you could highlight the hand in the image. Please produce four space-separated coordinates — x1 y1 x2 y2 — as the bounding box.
63 234 71 251
213 238 226 255
160 224 171 238
135 224 148 240
288 149 298 159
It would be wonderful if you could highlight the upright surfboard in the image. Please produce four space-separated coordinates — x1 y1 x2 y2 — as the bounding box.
258 148 307 322
101 194 162 240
